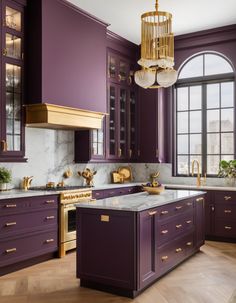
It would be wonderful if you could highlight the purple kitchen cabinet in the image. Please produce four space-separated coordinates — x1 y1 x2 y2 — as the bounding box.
92 186 141 200
0 0 26 162
26 0 108 113
195 196 205 248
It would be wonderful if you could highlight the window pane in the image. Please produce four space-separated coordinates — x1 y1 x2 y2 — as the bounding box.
190 134 202 154
221 82 234 108
221 133 234 154
177 87 188 111
205 54 233 76
190 111 202 133
207 110 220 132
179 55 204 79
177 112 188 133
177 135 188 154
177 156 189 175
207 156 220 175
190 156 202 175
207 84 220 109
221 155 234 162
221 109 234 131
189 86 202 110
207 134 220 154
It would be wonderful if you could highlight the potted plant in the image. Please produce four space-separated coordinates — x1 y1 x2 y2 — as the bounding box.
0 167 12 191
218 160 236 186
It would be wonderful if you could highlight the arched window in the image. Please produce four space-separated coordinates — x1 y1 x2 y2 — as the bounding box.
174 52 235 176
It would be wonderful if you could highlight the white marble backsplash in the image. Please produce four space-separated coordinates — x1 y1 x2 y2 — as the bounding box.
0 128 228 188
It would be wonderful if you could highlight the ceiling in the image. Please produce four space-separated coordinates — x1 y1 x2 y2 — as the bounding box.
67 0 236 45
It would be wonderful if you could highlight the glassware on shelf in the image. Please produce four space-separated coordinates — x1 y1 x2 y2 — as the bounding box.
5 7 21 31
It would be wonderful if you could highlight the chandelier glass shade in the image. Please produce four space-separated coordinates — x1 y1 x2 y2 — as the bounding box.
135 0 177 89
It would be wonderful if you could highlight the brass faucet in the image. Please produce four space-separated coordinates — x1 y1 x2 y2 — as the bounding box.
22 176 33 191
191 160 203 187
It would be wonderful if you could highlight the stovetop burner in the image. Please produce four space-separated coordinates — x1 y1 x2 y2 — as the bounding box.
30 186 92 191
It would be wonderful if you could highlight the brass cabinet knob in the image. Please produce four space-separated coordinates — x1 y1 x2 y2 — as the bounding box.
148 210 157 216
224 196 232 201
176 224 182 229
45 200 55 204
224 209 232 213
46 239 54 243
196 197 204 202
186 242 192 246
161 230 168 234
186 220 192 224
6 248 17 253
5 222 17 227
224 226 232 230
161 256 168 261
161 210 169 215
5 204 17 208
176 248 182 253
175 206 183 210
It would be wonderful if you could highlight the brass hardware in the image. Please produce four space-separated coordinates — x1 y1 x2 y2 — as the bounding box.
211 206 215 212
45 200 55 204
5 222 17 227
148 210 157 216
1 140 7 151
161 230 168 234
186 242 192 246
6 248 16 253
161 210 169 215
224 196 232 201
118 74 122 81
22 176 33 191
46 239 55 243
196 197 204 202
224 210 232 213
129 149 132 158
101 215 110 222
46 216 55 220
176 248 182 253
175 206 183 210
118 148 122 157
63 169 73 178
186 220 192 224
225 226 232 230
176 224 182 229
5 204 17 208
191 160 201 187
187 202 192 206
161 256 168 261
2 48 7 56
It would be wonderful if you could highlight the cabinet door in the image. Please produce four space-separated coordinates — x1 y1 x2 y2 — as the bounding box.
107 84 118 159
118 86 128 159
0 0 25 161
195 196 205 248
128 88 138 160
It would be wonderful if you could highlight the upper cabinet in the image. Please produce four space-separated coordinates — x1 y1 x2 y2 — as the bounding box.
26 0 108 114
0 0 26 162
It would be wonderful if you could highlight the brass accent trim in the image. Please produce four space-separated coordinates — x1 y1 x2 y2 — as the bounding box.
161 210 168 215
6 248 16 253
59 240 76 258
148 210 157 216
176 248 182 253
118 148 122 157
25 103 107 130
46 239 55 243
5 204 17 208
46 216 55 220
176 224 182 229
225 226 232 230
196 197 204 202
45 200 55 204
186 242 192 246
186 220 192 224
161 256 168 261
101 215 110 222
224 210 232 213
5 222 17 227
224 196 232 201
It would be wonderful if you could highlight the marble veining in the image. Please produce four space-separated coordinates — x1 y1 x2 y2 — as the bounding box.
75 190 204 212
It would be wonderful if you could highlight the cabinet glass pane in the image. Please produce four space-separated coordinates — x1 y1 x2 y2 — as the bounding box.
119 88 127 156
92 129 104 156
119 61 128 82
5 64 22 151
109 86 116 155
6 6 21 31
108 55 116 79
6 34 21 59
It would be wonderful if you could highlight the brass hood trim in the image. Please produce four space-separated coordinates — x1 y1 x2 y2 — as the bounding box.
25 103 106 130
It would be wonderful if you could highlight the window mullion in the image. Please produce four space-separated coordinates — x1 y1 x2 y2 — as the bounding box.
202 83 207 175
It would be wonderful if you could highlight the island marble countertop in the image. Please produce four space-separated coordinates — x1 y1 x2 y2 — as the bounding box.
75 190 204 212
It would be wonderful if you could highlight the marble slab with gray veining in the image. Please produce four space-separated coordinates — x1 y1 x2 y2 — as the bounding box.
75 190 205 212
0 189 60 200
164 183 236 191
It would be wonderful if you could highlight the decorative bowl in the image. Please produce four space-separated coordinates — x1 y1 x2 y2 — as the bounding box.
142 185 165 195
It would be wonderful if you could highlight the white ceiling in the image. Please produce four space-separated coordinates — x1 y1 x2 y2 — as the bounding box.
68 0 236 45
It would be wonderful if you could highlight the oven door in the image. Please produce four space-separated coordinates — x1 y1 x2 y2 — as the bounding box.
60 204 77 243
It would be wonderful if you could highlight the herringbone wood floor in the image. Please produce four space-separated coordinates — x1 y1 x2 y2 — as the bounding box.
0 241 236 303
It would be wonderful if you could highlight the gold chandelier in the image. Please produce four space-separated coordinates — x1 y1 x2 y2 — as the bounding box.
135 0 178 88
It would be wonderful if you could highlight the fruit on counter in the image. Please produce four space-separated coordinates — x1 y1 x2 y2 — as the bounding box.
142 181 163 188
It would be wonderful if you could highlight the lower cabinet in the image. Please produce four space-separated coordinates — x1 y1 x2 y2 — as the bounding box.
77 194 205 298
92 186 141 200
0 195 59 275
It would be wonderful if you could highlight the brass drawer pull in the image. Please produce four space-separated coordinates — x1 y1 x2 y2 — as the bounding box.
225 226 232 230
101 215 109 222
161 210 169 215
161 230 168 234
6 248 16 253
175 206 183 210
176 224 182 229
46 216 55 220
187 202 192 206
46 239 55 243
224 196 232 201
129 149 132 158
176 248 182 253
5 222 17 227
161 256 168 261
148 211 157 216
5 204 17 208
196 197 204 202
45 200 55 204
186 242 192 246
186 220 192 224
224 210 232 213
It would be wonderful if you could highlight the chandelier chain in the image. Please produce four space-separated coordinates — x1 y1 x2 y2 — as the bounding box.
155 0 159 11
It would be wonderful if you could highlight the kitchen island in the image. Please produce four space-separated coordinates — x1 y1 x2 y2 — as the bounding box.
76 190 206 298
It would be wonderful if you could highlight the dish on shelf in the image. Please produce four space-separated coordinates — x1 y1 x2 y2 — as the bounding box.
117 166 132 182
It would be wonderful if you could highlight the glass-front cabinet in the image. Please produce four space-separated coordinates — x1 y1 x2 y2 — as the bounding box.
0 0 25 161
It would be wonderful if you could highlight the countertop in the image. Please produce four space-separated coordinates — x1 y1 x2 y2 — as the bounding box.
75 189 204 212
164 183 236 191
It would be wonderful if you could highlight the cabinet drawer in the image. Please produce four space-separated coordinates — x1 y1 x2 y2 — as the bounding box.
214 220 236 238
215 204 236 220
0 229 58 267
173 212 194 238
92 191 104 200
0 195 58 214
214 192 236 203
0 209 58 237
158 198 194 220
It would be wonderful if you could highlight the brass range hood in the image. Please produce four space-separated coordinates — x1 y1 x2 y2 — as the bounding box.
25 103 106 130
